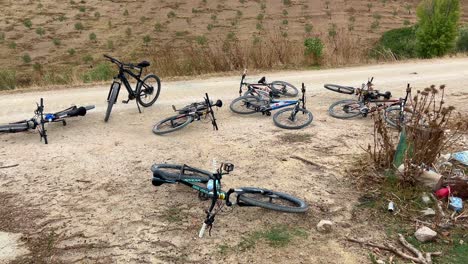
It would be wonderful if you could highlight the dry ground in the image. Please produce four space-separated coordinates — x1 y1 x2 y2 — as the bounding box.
0 58 468 263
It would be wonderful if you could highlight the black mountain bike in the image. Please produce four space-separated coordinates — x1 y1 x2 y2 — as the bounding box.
239 69 298 98
152 93 222 135
151 162 308 237
0 99 94 144
103 54 161 122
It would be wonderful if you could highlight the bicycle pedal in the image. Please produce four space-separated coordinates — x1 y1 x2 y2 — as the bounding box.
122 100 130 104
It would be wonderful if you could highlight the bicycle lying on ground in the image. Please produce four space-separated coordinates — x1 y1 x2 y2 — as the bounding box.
151 161 308 237
230 83 313 129
325 78 413 128
0 99 94 144
238 69 298 98
103 54 161 122
152 93 222 135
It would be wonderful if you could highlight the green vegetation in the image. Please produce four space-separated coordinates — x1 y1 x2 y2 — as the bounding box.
107 40 114 50
282 9 288 16
94 11 100 19
256 23 263 30
0 69 16 90
78 6 85 12
22 54 31 64
125 27 132 37
175 31 189 37
403 19 411 26
283 0 291 6
370 20 380 32
154 23 163 32
457 25 468 52
52 38 61 46
367 3 373 11
207 23 214 31
257 13 264 21
58 14 67 21
89 32 97 42
305 24 313 33
143 35 151 45
373 26 418 59
226 32 236 41
211 14 217 21
74 22 84 31
82 54 93 63
304 37 324 64
282 19 288 25
167 11 176 18
195 35 207 45
33 62 42 72
238 225 307 251
35 27 45 36
123 9 129 16
416 0 460 58
67 48 75 56
82 63 113 83
8 41 17 49
0 32 5 43
23 19 32 29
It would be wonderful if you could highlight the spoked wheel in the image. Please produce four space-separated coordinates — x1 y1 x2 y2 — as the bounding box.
151 164 211 182
104 83 119 122
270 81 299 97
137 74 161 107
384 106 414 129
324 84 355 94
230 95 269 115
272 107 313 129
237 187 308 213
153 114 193 135
328 99 364 119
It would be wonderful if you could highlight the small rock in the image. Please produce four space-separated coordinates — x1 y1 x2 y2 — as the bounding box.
376 260 385 264
421 208 436 217
415 226 437 242
421 194 431 204
316 220 333 233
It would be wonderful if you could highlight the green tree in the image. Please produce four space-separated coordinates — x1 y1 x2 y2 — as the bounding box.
304 37 324 64
416 0 460 58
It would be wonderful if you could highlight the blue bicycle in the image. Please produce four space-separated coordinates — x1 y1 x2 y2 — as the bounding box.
230 83 313 129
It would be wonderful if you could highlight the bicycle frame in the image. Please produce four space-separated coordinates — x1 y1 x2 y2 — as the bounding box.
107 66 145 102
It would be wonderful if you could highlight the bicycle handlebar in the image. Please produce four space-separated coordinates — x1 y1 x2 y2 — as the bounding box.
103 54 137 69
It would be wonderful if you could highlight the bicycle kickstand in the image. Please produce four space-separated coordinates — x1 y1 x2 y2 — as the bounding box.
136 100 142 114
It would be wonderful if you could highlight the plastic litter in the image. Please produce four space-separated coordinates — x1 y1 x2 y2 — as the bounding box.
435 186 451 199
449 197 463 212
451 151 468 166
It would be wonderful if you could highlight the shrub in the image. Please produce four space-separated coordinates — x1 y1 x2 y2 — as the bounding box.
0 69 16 90
403 19 411 26
282 19 288 25
256 23 263 30
195 35 207 45
304 37 324 63
123 9 129 16
52 38 61 46
107 40 114 50
154 23 163 32
89 32 97 41
457 25 468 52
0 32 4 42
22 54 31 63
305 24 313 33
79 6 85 12
58 14 67 21
283 0 291 6
82 54 93 63
36 27 45 36
257 14 264 21
82 63 113 83
283 9 288 16
167 11 176 18
67 48 76 55
8 41 16 49
74 22 84 30
143 35 151 45
207 24 213 31
416 0 460 58
372 26 418 59
94 11 100 19
33 62 42 72
23 19 32 28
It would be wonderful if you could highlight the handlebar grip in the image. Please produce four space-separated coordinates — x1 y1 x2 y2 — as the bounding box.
198 223 207 238
370 77 374 83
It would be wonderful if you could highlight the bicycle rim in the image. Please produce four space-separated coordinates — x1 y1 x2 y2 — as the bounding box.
273 107 313 129
237 187 308 213
230 96 268 114
328 100 363 119
153 115 193 135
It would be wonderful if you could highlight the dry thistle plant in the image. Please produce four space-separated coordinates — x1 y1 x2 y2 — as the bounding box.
367 111 396 169
402 85 468 183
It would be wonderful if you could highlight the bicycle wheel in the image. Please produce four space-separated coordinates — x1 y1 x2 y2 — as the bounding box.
151 164 211 182
273 107 313 129
328 99 363 119
270 81 299 97
137 74 161 107
384 106 414 129
0 122 30 133
324 84 355 94
237 187 308 213
230 95 268 115
153 114 193 135
104 83 119 122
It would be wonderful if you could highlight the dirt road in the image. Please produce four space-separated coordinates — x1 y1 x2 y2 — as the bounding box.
1 58 467 263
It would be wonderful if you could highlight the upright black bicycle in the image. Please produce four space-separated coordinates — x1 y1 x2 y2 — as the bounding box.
151 162 308 237
152 93 222 135
0 99 94 144
103 54 161 122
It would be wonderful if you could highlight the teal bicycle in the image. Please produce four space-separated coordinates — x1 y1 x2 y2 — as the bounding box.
151 162 308 237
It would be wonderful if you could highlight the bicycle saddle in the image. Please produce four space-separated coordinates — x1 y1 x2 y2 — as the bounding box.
137 61 150 68
258 77 266 84
67 106 87 117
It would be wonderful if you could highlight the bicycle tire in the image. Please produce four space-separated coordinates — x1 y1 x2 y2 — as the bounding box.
137 74 161 107
104 84 119 122
328 99 363 119
153 114 193 135
0 122 30 133
151 163 211 182
324 84 355 94
384 106 413 129
270 81 299 97
272 107 313 129
230 95 268 115
237 187 308 213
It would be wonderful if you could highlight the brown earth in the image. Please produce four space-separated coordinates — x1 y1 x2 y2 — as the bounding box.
0 58 467 263
1 0 468 82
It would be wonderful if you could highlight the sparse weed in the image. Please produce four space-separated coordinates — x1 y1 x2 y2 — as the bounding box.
22 54 32 64
0 69 16 90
